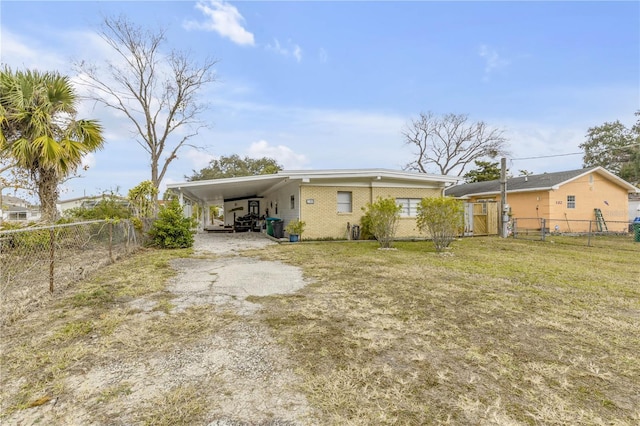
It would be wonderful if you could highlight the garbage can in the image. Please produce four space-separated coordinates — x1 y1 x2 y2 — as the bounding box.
266 217 278 236
272 219 284 239
351 225 360 240
633 217 640 242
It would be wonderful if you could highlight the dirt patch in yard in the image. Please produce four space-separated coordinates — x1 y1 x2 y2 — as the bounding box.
1 233 315 425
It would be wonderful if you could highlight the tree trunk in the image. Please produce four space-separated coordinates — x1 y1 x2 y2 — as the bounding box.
37 167 60 223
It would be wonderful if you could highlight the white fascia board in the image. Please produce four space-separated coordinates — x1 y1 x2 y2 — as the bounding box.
165 173 284 189
282 169 460 184
372 181 444 189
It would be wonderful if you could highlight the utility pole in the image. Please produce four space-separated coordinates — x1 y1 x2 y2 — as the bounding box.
500 157 509 238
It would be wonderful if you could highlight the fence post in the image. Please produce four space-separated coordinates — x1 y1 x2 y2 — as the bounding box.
49 227 55 293
588 220 592 247
541 219 546 241
109 221 114 263
512 219 517 239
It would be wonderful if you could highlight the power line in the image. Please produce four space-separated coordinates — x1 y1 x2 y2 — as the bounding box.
512 142 640 161
511 152 582 161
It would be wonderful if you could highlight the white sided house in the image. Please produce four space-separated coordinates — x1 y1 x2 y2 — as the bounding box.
166 169 460 240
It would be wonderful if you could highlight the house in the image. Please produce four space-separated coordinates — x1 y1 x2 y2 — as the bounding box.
445 166 640 233
57 195 129 215
166 169 461 240
0 195 41 223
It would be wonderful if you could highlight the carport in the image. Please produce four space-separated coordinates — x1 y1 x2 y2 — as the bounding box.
167 169 460 239
166 174 292 231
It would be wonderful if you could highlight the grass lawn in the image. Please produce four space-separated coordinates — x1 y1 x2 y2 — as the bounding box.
1 236 638 425
249 237 640 425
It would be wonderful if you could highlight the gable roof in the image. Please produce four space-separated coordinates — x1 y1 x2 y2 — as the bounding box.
1 195 30 207
445 166 639 198
167 168 461 204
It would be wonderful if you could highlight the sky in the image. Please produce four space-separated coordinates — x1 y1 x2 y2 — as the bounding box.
1 0 639 201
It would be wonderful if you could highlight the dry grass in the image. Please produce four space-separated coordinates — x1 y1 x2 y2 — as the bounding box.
0 247 234 423
249 237 640 425
137 383 211 426
2 236 638 425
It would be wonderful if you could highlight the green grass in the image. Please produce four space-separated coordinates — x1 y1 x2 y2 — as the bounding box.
250 237 640 425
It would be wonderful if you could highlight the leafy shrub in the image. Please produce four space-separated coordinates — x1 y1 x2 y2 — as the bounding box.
0 224 56 253
416 197 464 253
128 180 158 218
0 221 23 232
148 199 196 249
64 197 131 220
358 211 375 240
361 197 402 248
285 219 306 237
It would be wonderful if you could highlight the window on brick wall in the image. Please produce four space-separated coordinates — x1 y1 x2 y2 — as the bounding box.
337 191 352 213
396 198 421 217
567 195 576 209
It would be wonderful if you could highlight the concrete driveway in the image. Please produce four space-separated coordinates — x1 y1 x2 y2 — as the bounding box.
168 232 309 315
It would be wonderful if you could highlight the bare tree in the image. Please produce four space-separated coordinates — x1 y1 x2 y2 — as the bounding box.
75 15 217 194
403 112 508 176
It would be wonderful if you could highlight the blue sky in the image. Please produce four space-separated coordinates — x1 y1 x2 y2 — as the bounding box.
1 0 638 200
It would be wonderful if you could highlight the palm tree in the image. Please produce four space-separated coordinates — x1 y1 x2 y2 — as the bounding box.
0 68 104 222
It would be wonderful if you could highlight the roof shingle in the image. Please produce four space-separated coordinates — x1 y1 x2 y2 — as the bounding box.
444 167 599 198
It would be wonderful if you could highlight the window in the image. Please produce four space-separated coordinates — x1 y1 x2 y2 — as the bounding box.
8 212 27 221
396 198 421 217
290 195 295 210
567 195 576 209
337 191 352 213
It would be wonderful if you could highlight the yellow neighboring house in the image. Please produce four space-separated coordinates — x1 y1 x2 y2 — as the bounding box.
445 166 639 233
166 169 461 240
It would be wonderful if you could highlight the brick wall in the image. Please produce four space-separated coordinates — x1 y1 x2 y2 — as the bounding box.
300 184 442 239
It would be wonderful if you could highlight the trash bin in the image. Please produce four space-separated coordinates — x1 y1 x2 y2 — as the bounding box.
633 217 640 242
272 219 284 239
351 225 360 240
266 217 278 236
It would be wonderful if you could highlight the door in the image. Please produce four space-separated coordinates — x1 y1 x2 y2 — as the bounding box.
248 200 259 216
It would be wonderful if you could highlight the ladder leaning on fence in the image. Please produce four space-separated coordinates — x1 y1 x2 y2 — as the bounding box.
594 208 608 232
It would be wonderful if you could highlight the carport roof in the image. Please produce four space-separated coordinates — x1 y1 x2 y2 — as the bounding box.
166 169 461 205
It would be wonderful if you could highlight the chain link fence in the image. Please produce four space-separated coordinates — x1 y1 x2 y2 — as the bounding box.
0 219 144 326
511 217 640 252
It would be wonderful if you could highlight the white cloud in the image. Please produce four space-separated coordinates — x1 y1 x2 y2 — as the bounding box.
181 148 216 170
0 28 68 71
498 120 586 174
184 0 255 46
266 38 303 62
247 140 309 169
478 44 510 81
81 153 96 170
293 45 302 63
318 47 328 63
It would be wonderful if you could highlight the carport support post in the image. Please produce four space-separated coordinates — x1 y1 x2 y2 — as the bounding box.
500 157 508 238
203 203 209 228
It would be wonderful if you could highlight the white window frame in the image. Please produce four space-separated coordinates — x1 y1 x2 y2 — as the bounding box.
8 212 27 221
337 191 352 213
396 198 421 217
567 195 576 209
